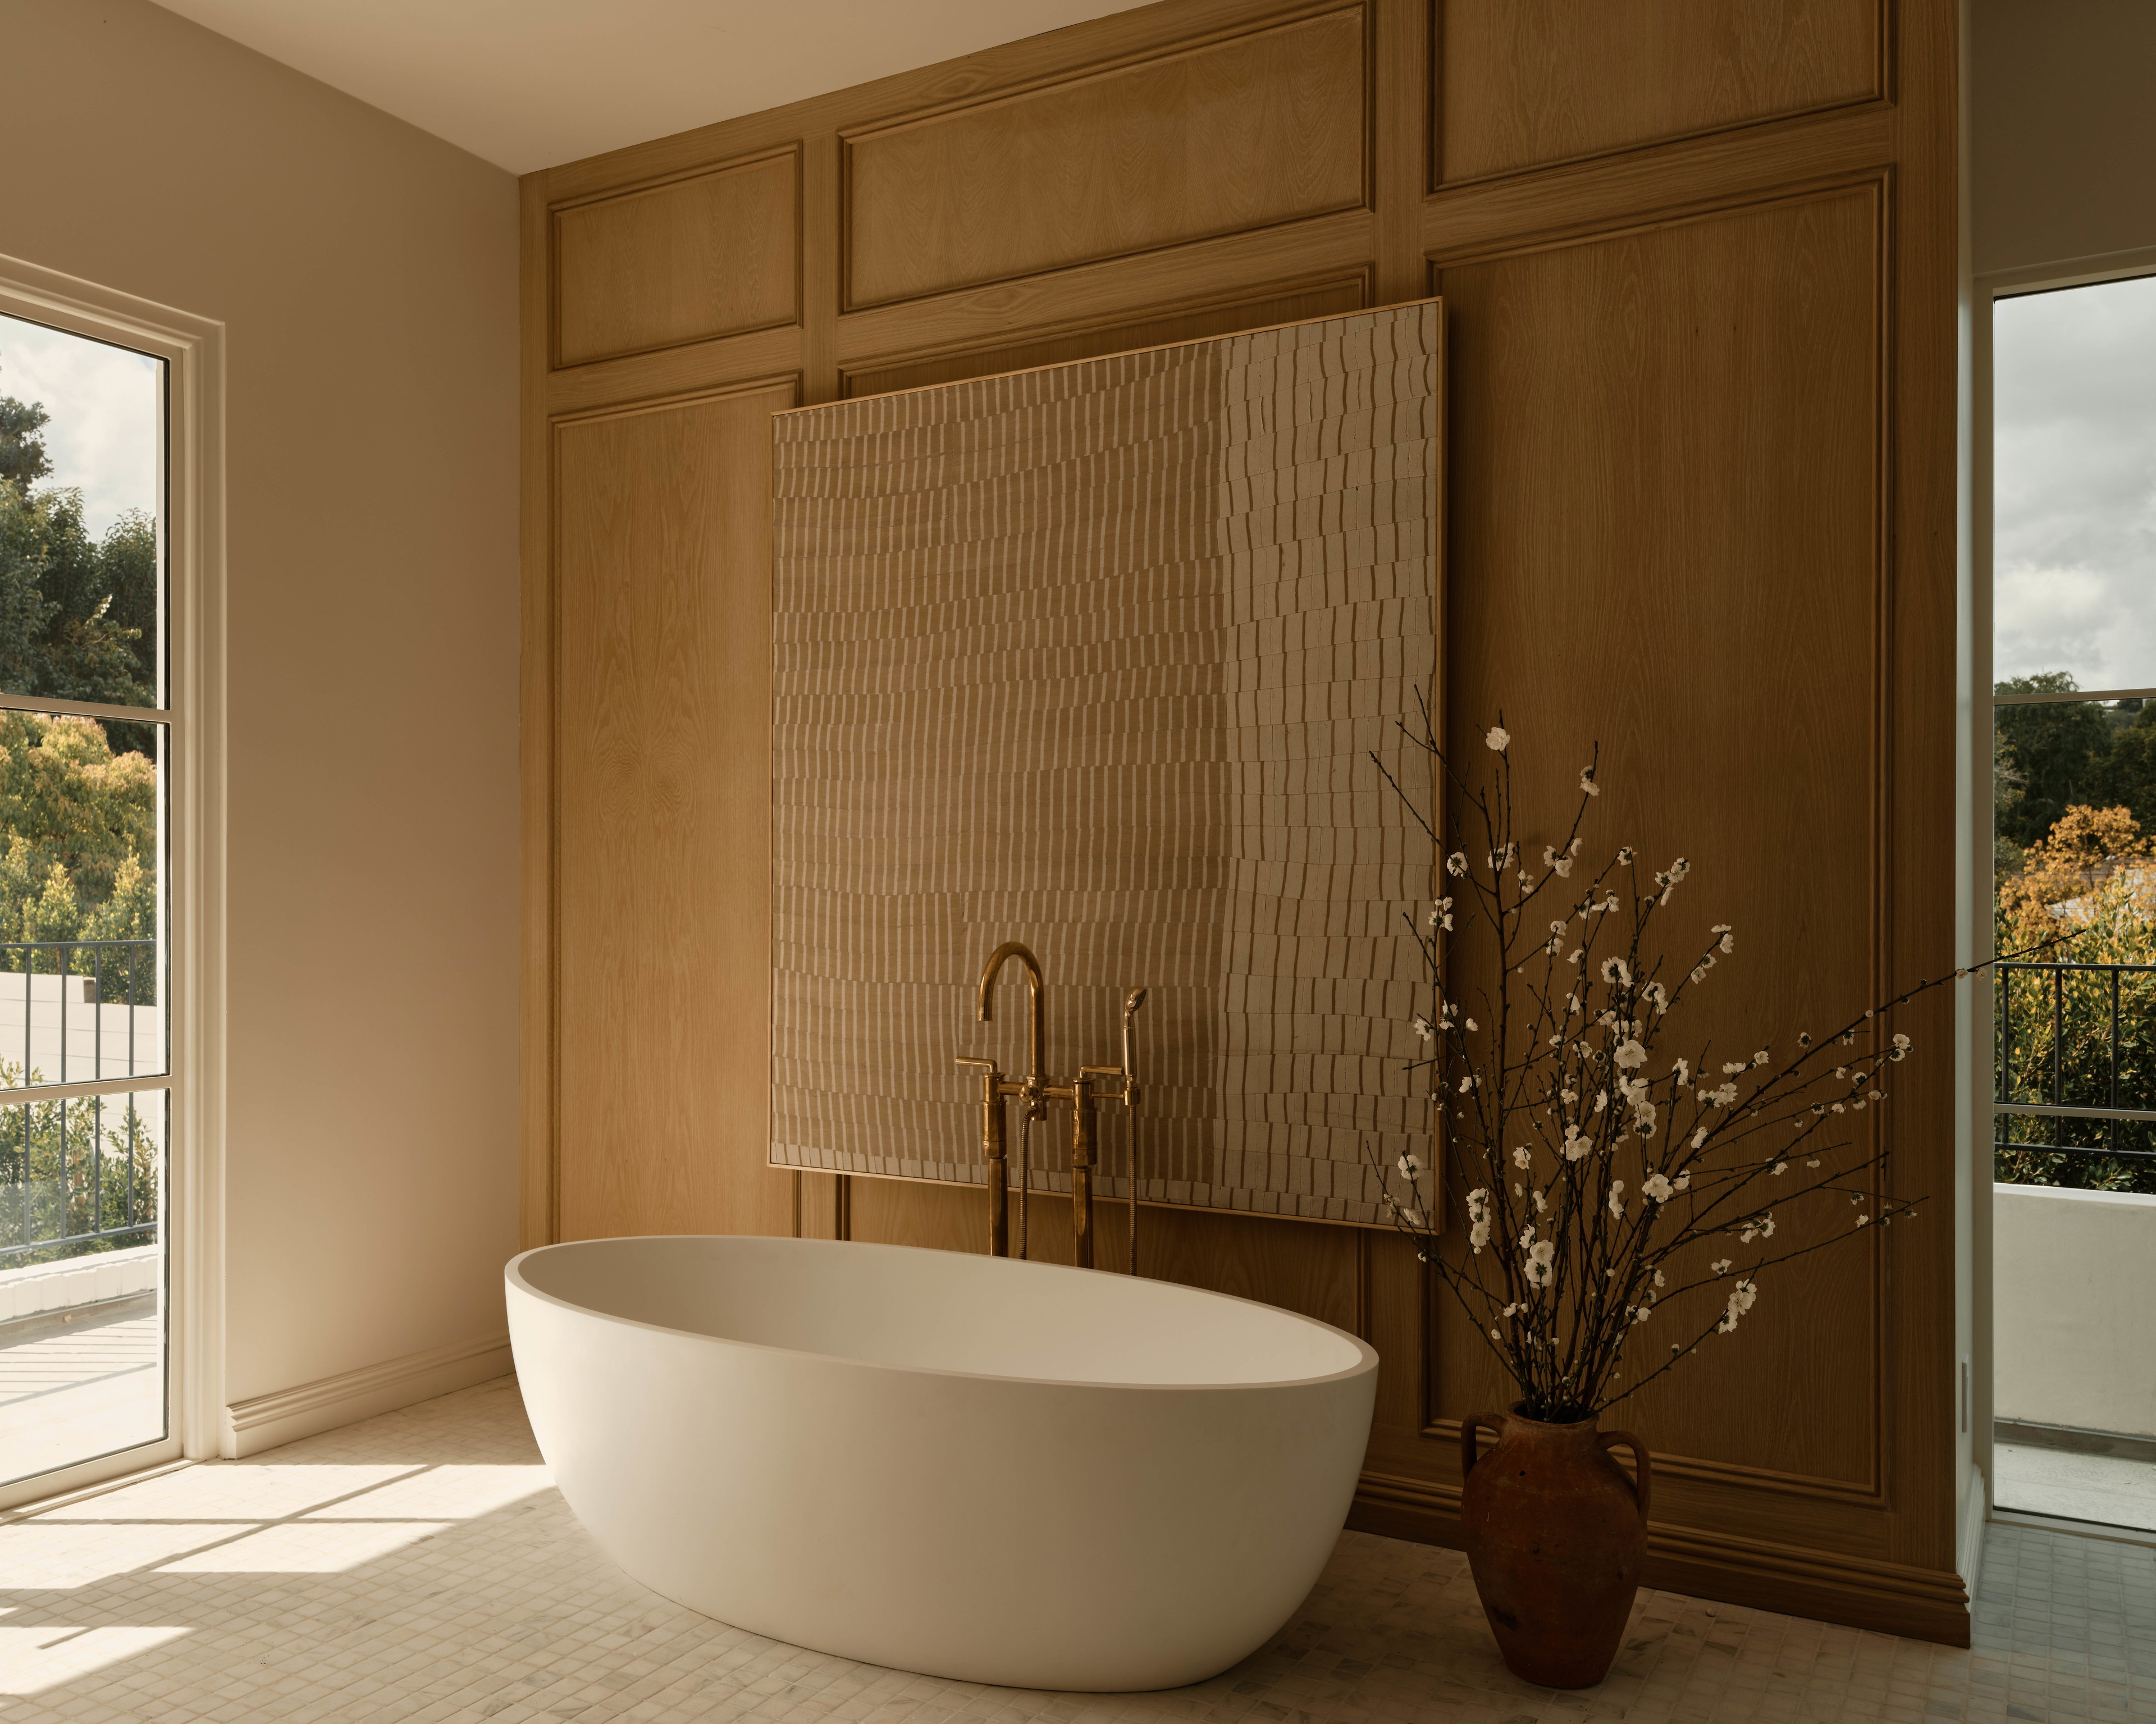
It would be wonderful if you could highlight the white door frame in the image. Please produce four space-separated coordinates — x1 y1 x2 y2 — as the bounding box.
0 253 226 1511
1966 240 2156 1543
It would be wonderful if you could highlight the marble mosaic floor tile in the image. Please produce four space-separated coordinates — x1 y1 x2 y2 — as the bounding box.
2 1377 2152 1723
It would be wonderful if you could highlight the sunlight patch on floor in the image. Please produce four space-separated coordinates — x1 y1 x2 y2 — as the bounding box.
0 1622 189 1699
156 1519 454 1574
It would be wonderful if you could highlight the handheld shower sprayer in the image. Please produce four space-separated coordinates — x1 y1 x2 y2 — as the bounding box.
1121 987 1147 1275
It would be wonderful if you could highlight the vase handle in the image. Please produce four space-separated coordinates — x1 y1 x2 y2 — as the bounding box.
1598 1429 1653 1524
1459 1410 1506 1483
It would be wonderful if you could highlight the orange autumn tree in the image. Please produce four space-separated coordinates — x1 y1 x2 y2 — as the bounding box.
1994 803 2156 1191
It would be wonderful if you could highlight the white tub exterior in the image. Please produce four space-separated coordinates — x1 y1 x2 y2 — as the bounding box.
1994 1181 2156 1439
506 1235 1378 1692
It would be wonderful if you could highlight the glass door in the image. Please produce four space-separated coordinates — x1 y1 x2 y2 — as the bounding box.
0 311 170 1489
1989 273 2156 1531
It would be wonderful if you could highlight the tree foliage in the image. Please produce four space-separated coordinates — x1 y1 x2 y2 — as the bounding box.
1995 672 2156 850
1994 804 2156 1193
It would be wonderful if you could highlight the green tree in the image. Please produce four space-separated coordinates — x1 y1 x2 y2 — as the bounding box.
2095 700 2156 833
0 376 51 489
1994 673 2116 847
0 481 157 712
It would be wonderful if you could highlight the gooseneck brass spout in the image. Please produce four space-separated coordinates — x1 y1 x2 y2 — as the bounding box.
975 942 1046 1118
973 943 1048 1257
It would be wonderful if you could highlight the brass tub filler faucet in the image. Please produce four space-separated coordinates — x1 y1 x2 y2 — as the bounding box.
956 942 1146 1269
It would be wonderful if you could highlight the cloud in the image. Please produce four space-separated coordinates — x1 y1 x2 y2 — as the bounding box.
0 312 161 539
1994 275 2156 693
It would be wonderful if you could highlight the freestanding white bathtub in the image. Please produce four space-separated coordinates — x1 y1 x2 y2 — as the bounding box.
505 1235 1378 1692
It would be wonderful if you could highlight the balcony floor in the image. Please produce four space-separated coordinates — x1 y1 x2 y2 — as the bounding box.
1998 1438 2156 1534
0 1301 163 1489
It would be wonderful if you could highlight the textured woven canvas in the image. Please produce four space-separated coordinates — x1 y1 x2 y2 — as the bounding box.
769 303 1438 1224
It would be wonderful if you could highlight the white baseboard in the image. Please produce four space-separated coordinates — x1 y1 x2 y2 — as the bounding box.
222 1332 513 1458
1959 1465 1988 1598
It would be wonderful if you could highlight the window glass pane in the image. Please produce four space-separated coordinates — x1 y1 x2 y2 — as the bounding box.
1994 275 2156 692
0 714 165 1092
0 312 163 710
0 1087 166 1487
1993 699 2156 1193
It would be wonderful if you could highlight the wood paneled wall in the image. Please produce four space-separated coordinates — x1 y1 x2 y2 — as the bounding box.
522 0 1965 1643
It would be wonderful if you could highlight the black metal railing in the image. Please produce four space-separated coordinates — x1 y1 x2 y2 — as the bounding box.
0 938 161 1090
1995 959 2156 1177
0 938 161 1268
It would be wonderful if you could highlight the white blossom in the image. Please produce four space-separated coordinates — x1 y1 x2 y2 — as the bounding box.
1716 1277 1758 1334
1771 1161 1787 1176
1562 1123 1590 1161
1512 1145 1532 1169
1752 1050 1770 1067
1485 725 1510 752
1706 1082 1739 1108
1854 1213 1871 1227
1607 1179 1625 1219
1458 1075 1474 1094
1465 1018 1478 1032
1616 847 1635 866
1710 1257 1733 1275
1671 1057 1691 1085
1396 1151 1423 1179
1410 1015 1432 1041
1601 957 1632 986
1579 767 1600 797
1614 1038 1648 1070
1446 852 1468 877
1642 1171 1674 1203
1714 925 1735 954
1721 1062 1748 1076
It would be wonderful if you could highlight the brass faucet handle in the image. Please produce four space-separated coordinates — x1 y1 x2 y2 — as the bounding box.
954 1054 1001 1097
1078 1064 1132 1105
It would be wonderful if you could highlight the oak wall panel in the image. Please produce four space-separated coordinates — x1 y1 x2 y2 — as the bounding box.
842 275 1368 397
525 0 1964 1646
1435 0 1884 186
552 381 800 1242
1433 185 1886 1491
843 6 1368 308
555 151 799 366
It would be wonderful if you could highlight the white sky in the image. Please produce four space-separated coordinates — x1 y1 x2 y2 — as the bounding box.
0 313 161 538
1994 275 2156 694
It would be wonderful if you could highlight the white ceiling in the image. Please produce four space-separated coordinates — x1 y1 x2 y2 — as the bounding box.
151 1 1140 176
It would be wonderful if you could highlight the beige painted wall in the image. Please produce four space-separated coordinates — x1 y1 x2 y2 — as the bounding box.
1972 0 2156 275
0 1 519 1404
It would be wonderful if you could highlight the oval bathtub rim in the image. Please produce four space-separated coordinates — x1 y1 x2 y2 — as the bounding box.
505 1234 1381 1396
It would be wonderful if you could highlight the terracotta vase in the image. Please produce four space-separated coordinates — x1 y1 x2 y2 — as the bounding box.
1457 1406 1652 1689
